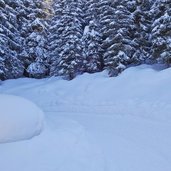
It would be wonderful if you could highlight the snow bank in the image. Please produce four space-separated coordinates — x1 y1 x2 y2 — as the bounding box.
0 95 44 143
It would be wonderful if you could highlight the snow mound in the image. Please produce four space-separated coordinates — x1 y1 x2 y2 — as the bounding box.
0 94 44 143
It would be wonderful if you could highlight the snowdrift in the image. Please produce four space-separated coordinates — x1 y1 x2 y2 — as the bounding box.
0 95 44 143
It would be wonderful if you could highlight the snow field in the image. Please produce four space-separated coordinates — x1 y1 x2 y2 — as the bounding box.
0 65 171 171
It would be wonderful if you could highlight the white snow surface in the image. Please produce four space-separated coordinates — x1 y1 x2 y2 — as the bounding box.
0 95 44 143
0 64 171 171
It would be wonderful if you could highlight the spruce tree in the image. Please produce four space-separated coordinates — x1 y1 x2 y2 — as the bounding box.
47 0 62 78
132 0 153 64
0 0 24 80
82 20 103 73
82 0 103 73
100 0 137 76
49 0 85 80
151 0 171 65
18 0 49 78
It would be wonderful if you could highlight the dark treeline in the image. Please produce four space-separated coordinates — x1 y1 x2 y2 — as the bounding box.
0 0 171 80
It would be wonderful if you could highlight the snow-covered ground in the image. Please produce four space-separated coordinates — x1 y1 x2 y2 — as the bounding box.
0 65 171 171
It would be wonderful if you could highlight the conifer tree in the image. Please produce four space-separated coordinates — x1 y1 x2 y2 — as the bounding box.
132 0 153 64
19 0 49 78
82 0 103 73
0 0 24 80
100 0 137 76
47 0 62 77
82 20 103 73
49 0 85 79
151 0 171 65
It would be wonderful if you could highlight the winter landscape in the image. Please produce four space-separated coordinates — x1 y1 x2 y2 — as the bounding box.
1 0 171 171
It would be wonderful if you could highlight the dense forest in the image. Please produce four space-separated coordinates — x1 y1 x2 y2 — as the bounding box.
0 0 171 80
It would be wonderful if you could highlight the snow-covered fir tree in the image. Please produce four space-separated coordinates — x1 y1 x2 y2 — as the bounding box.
100 0 137 76
47 0 62 78
151 0 171 65
98 0 117 76
132 0 153 64
49 0 85 80
0 0 24 80
19 0 49 78
82 20 103 73
82 0 103 73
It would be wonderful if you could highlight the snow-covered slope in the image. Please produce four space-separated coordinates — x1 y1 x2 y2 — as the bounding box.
0 95 44 143
0 65 171 171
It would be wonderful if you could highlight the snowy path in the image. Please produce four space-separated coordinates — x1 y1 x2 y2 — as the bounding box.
0 66 171 171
